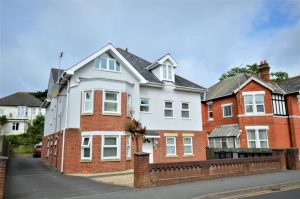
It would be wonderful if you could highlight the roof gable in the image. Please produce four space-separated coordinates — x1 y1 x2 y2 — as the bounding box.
233 76 274 93
64 43 147 83
147 54 178 70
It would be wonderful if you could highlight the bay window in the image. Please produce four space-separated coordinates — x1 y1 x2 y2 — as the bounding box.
81 136 92 160
103 91 120 114
102 135 120 160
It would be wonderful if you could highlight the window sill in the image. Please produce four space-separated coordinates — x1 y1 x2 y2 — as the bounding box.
82 113 93 116
101 159 121 162
140 111 151 114
183 154 195 157
102 113 121 117
208 118 214 121
126 158 131 161
165 155 178 158
164 117 175 119
80 159 92 163
223 116 233 118
182 118 191 120
93 68 121 73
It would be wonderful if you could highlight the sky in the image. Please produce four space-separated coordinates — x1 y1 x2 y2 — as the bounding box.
0 0 300 97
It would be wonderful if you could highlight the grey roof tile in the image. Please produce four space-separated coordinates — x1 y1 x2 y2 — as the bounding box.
206 73 252 101
0 92 43 107
277 75 300 94
117 48 205 89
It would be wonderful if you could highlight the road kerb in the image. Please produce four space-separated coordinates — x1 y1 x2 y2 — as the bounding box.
192 181 300 199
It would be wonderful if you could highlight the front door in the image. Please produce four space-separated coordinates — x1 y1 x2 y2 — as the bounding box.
142 139 153 163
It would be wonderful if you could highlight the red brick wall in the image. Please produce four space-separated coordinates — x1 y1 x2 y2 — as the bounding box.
0 158 7 199
153 131 206 162
202 96 239 133
202 80 293 150
41 131 63 172
134 149 286 188
80 90 130 131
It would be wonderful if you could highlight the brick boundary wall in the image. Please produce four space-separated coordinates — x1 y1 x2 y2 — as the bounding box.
0 157 8 199
134 149 287 188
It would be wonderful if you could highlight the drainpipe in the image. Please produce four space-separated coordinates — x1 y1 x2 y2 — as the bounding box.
60 77 70 174
285 95 293 147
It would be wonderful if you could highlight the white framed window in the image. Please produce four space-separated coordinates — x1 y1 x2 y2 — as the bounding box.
94 52 121 72
222 104 233 118
181 102 190 119
103 91 120 114
127 94 132 116
82 90 93 114
166 137 176 156
140 98 150 113
164 101 174 118
102 135 120 160
81 136 92 160
246 127 269 148
18 106 27 116
183 137 193 155
243 92 265 114
162 64 173 81
208 137 236 148
208 103 213 120
126 135 131 159
12 123 19 131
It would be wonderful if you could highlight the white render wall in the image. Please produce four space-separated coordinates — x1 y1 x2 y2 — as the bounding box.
139 85 203 131
43 52 203 135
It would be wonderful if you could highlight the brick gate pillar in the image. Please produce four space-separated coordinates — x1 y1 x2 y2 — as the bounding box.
134 152 150 188
272 149 287 170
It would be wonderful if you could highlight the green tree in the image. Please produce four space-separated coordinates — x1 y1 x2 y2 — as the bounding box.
30 89 48 101
0 115 8 135
271 72 289 82
219 63 288 81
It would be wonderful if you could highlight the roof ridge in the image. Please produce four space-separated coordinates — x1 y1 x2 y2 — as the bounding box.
116 48 152 66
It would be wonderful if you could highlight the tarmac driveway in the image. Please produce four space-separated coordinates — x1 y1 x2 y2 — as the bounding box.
4 155 131 199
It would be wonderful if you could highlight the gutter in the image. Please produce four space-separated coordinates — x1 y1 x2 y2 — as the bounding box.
60 76 70 174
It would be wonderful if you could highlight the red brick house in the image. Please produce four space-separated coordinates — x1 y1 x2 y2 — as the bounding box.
202 61 300 158
41 44 206 174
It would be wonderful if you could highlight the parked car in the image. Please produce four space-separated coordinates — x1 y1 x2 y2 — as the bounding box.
33 144 42 158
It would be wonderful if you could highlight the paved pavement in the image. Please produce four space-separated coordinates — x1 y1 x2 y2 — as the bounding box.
4 156 300 199
4 156 130 199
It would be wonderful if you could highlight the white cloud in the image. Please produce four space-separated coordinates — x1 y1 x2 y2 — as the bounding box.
0 0 299 96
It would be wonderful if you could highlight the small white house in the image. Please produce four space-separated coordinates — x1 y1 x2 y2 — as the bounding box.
0 92 45 135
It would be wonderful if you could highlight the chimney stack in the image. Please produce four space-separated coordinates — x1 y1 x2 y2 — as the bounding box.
259 60 270 82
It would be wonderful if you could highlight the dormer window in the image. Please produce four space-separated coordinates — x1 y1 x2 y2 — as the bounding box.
95 52 121 72
162 64 173 81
